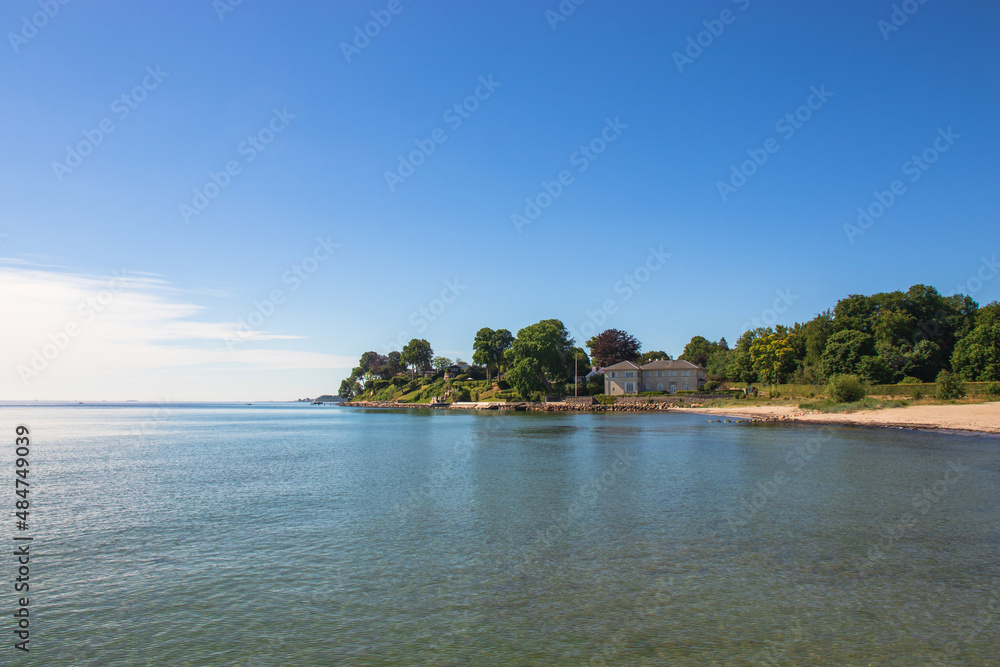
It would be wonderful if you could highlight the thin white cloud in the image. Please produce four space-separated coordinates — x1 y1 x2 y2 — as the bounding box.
0 263 354 399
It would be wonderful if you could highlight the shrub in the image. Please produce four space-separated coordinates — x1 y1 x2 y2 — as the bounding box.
596 394 617 405
912 388 923 400
452 389 472 402
900 376 922 384
827 374 866 403
703 380 719 392
935 370 965 400
984 382 1000 397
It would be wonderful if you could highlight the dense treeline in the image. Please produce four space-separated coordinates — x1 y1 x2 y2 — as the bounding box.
692 285 998 386
338 284 999 399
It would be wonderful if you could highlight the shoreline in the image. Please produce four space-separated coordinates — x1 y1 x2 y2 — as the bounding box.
342 399 1000 435
671 402 1000 436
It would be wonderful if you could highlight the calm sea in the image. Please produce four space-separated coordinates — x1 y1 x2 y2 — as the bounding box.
2 403 998 665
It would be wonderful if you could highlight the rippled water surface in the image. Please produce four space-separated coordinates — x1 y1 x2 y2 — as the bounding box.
4 403 999 665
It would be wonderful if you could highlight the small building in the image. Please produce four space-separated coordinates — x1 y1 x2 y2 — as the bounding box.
443 365 464 380
604 359 706 395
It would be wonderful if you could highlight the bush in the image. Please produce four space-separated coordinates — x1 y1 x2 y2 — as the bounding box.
827 374 866 403
597 394 617 405
452 389 472 402
935 370 965 400
984 382 1000 397
703 380 719 392
900 376 922 384
912 388 923 400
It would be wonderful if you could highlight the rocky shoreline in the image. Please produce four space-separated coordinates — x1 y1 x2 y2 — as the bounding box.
338 398 1000 434
340 398 792 422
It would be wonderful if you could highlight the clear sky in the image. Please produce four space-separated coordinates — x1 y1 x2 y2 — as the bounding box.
1 0 997 400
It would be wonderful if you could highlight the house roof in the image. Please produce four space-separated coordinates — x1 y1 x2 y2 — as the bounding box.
602 360 642 371
640 359 705 370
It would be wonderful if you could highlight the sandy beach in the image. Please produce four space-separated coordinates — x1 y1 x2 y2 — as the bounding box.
674 401 1000 435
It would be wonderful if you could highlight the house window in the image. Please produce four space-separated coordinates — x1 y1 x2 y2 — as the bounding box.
625 382 635 393
656 383 664 391
656 371 664 377
669 371 677 377
684 383 690 391
682 371 691 377
625 371 635 378
611 372 617 378
644 383 651 391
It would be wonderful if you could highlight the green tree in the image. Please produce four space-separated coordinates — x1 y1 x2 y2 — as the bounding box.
338 378 356 400
507 319 575 389
506 358 545 400
858 355 893 384
750 332 796 386
432 356 453 371
951 302 1000 381
401 339 433 376
934 369 966 400
706 348 731 381
728 328 768 384
586 329 641 367
827 374 866 402
679 335 720 367
821 330 875 377
638 350 671 364
472 327 514 383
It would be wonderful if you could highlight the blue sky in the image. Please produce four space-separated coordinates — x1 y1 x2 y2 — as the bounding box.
1 0 997 400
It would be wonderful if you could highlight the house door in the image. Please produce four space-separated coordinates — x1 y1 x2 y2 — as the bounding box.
656 383 663 391
669 383 676 393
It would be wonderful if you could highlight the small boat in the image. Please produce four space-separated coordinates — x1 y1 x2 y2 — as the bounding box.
428 401 449 408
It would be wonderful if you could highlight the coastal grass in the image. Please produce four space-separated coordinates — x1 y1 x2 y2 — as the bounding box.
798 397 909 413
